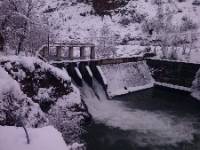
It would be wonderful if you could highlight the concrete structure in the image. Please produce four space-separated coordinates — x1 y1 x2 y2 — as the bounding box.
146 58 200 89
38 43 96 60
38 43 200 93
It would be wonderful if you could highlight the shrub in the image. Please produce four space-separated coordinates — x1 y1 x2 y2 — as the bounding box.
180 16 198 32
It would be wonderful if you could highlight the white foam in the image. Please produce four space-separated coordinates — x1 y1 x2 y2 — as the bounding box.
80 80 197 146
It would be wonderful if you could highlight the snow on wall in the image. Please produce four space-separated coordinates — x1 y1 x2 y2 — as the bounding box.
100 61 154 97
191 68 200 100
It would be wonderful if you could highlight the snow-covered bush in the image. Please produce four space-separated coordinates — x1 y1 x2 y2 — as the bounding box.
0 56 72 112
48 86 91 144
0 56 90 144
0 67 48 127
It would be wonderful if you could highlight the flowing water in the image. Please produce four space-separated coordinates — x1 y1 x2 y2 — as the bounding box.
80 80 200 150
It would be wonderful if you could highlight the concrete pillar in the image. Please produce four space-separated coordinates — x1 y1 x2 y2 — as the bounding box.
90 46 95 59
63 47 68 58
80 46 86 59
68 46 74 60
56 46 62 58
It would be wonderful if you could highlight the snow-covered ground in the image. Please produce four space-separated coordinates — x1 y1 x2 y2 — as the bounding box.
36 0 200 63
37 0 149 42
0 126 74 150
38 0 200 42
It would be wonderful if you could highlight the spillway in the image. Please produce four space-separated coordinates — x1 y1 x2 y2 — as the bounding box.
100 61 154 97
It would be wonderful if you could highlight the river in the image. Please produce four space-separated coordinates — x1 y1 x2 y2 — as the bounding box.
80 80 200 150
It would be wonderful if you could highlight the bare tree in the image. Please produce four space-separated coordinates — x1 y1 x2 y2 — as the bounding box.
0 0 49 55
96 24 117 58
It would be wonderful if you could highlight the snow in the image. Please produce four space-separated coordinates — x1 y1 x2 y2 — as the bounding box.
55 84 82 106
0 66 48 127
47 83 87 144
0 126 71 150
116 45 147 57
0 55 88 147
0 67 20 98
0 56 71 83
155 82 191 92
37 0 154 43
36 0 200 63
34 87 54 103
152 46 200 63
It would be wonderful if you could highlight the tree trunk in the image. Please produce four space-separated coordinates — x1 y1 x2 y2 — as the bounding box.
17 36 25 54
17 21 28 54
0 33 4 52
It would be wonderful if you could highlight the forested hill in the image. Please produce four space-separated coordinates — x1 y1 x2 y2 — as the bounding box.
1 0 200 61
38 0 200 44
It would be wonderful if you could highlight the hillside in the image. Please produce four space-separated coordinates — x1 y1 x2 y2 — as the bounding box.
36 0 200 62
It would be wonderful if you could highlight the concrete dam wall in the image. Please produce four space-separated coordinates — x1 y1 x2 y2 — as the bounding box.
53 60 154 98
100 61 154 97
52 56 200 97
146 58 200 91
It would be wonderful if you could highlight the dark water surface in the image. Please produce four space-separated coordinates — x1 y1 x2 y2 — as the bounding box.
81 84 200 150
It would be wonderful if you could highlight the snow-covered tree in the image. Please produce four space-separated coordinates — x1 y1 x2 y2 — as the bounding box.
96 24 117 58
0 0 48 55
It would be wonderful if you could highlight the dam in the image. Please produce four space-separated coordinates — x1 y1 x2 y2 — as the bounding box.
38 42 200 96
38 43 200 150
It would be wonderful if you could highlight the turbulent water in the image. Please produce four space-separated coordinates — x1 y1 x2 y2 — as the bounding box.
80 80 200 149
